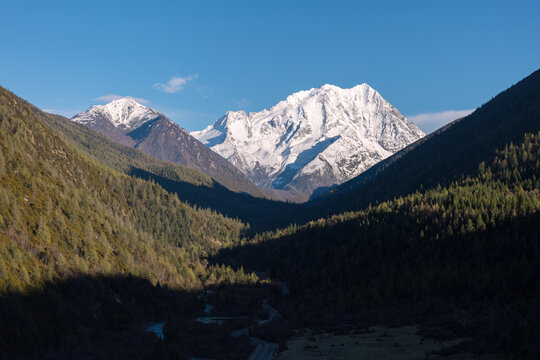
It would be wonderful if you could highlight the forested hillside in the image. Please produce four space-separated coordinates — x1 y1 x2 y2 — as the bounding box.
212 69 540 357
216 130 540 357
0 87 265 358
0 86 256 294
35 106 298 233
2 69 539 358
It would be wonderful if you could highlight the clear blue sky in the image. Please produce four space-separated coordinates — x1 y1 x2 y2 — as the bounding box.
1 0 539 132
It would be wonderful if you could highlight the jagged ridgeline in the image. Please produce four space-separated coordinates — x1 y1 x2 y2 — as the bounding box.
0 86 257 294
192 84 425 202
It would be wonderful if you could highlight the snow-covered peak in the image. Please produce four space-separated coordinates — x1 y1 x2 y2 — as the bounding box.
192 83 425 199
284 83 378 107
221 83 379 121
72 97 161 130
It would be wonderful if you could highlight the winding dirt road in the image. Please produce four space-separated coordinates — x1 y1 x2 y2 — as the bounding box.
231 298 281 360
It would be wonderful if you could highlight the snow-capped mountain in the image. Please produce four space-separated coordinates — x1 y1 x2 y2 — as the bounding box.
71 98 268 198
72 97 161 130
192 84 425 200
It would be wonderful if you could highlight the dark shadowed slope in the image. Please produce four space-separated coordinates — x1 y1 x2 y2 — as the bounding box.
208 69 540 357
214 128 540 358
311 68 540 216
0 275 256 359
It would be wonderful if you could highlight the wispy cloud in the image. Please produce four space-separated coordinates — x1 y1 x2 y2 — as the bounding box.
93 94 149 104
153 75 198 94
236 98 251 107
408 109 475 134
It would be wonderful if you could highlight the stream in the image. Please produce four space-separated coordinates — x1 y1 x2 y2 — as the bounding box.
146 283 288 360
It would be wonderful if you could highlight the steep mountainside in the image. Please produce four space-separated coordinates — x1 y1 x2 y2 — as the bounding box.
192 84 424 201
313 69 540 216
0 86 256 295
0 86 261 358
215 69 540 358
70 97 161 131
217 130 540 357
36 109 298 233
72 98 267 198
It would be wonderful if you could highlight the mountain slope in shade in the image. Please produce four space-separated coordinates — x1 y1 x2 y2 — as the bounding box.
192 84 425 201
71 98 268 198
313 68 540 216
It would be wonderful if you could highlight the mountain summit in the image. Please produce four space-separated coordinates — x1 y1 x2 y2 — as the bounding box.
71 98 268 198
73 97 160 130
192 84 425 200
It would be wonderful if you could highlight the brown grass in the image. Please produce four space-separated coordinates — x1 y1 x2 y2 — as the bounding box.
276 326 502 360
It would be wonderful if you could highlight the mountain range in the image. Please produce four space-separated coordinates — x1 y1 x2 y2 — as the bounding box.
73 84 425 203
71 98 267 198
192 84 425 200
42 106 297 233
1 68 540 358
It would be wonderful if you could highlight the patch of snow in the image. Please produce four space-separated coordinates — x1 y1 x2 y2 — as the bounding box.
71 97 160 130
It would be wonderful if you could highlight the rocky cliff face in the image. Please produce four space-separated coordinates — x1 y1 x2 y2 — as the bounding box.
192 84 425 200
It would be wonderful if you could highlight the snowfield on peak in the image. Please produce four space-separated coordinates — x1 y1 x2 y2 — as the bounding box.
191 84 425 200
72 97 161 130
70 97 268 198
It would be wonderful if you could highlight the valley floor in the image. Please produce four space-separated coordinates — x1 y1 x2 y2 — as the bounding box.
275 326 502 360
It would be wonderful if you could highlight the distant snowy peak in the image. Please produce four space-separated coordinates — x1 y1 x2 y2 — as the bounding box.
72 97 161 130
192 83 425 200
198 83 414 142
70 97 267 198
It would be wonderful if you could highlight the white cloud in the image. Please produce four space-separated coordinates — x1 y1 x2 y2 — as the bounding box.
93 94 149 104
236 98 251 107
153 75 198 94
407 109 475 134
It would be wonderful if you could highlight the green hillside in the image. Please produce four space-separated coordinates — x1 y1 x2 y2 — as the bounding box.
33 105 298 233
2 68 540 358
41 111 217 188
0 86 256 295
